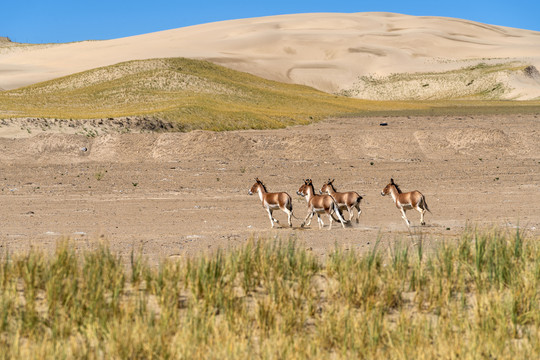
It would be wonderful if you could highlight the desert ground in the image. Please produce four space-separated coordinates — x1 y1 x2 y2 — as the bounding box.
1 113 538 264
2 12 539 265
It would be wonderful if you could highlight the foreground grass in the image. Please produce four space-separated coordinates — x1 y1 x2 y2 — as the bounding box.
1 228 539 359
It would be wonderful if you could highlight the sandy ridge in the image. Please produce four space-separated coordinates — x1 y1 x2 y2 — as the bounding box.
1 12 539 99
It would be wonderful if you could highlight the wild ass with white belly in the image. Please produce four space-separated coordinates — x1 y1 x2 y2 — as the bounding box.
381 178 431 227
249 178 294 228
320 179 363 223
297 179 348 230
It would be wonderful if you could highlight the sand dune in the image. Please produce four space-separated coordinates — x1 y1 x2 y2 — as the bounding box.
1 12 540 99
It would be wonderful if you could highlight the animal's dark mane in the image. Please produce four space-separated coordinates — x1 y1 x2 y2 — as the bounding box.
325 179 337 192
257 179 268 192
306 179 316 193
390 178 403 193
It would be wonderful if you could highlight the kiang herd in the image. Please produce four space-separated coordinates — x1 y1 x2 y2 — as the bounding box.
249 178 431 230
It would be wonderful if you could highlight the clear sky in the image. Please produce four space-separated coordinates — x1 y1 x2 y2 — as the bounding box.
3 0 540 44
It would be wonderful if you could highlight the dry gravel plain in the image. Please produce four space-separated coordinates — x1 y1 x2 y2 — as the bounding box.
0 113 539 265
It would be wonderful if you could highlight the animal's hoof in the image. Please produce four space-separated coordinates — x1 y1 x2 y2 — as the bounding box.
421 222 426 226
301 224 305 228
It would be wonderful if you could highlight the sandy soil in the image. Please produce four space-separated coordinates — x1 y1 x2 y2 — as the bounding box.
2 12 540 98
0 114 539 264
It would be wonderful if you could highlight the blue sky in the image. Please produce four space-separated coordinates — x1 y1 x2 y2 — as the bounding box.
3 0 540 44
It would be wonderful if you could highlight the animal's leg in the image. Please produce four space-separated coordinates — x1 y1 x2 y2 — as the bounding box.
418 207 426 226
283 207 293 227
400 208 411 227
317 214 324 229
306 212 314 226
355 204 362 223
334 205 347 228
267 209 276 228
302 211 314 227
346 206 354 222
327 213 333 230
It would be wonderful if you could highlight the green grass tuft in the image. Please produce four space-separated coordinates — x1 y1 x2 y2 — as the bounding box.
1 228 539 358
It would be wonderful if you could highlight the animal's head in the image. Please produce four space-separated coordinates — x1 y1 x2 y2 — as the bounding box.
297 179 312 197
320 178 335 194
249 177 264 195
381 178 396 196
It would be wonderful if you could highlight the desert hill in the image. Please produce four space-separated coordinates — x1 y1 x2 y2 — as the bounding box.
1 12 540 100
0 57 421 130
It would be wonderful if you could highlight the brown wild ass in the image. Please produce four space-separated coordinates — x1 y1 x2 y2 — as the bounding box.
297 179 348 230
320 179 363 223
381 178 431 227
249 178 293 228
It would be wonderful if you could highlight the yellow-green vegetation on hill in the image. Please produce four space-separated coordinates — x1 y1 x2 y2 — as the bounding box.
1 58 539 131
0 57 418 131
342 62 540 101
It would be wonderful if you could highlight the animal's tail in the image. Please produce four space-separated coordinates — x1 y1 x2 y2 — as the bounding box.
423 196 432 213
286 199 302 220
355 193 363 206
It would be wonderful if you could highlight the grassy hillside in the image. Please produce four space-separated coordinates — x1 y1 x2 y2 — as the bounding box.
342 62 540 101
0 58 417 131
1 58 539 131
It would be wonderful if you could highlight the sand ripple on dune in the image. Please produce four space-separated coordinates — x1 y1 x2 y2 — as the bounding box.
1 13 539 99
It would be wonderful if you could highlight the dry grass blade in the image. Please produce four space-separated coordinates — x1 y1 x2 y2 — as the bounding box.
0 229 539 358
